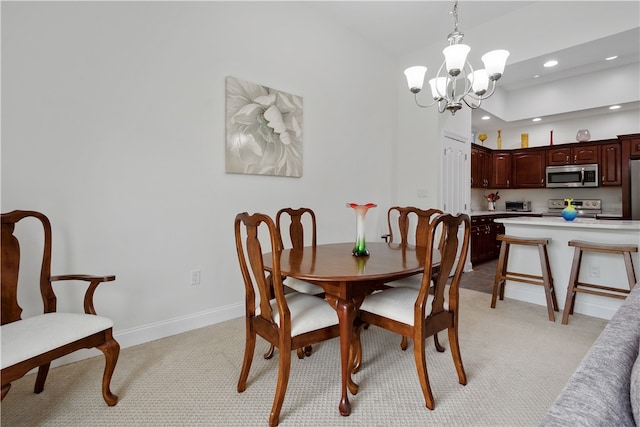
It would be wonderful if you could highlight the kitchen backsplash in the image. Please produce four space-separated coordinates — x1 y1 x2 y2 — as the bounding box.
471 187 623 214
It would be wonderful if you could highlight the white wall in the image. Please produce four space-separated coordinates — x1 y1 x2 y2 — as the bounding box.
1 2 397 352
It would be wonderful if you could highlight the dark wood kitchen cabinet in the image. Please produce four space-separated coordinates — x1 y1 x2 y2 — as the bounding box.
471 144 491 188
471 216 498 265
600 142 621 186
511 149 546 188
471 214 540 265
547 145 599 165
491 152 511 188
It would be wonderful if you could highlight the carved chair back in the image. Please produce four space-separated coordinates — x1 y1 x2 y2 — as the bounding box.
1 210 55 325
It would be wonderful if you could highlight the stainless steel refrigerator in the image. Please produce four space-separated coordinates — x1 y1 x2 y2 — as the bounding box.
632 159 640 220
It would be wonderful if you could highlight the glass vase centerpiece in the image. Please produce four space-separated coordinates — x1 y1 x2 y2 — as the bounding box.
561 199 578 221
347 203 377 256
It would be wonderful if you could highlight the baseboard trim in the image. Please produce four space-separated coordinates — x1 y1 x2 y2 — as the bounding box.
48 302 244 369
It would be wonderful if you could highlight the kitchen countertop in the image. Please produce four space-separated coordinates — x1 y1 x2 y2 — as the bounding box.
470 210 543 217
495 216 640 231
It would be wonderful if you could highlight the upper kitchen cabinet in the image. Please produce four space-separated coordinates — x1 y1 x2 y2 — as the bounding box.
471 144 491 188
547 145 599 165
491 152 511 188
600 142 622 186
512 149 546 188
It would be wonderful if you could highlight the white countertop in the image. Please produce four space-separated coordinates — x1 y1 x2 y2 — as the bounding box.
495 216 640 231
470 210 543 216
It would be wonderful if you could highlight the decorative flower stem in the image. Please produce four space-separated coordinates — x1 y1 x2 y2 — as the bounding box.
347 203 377 257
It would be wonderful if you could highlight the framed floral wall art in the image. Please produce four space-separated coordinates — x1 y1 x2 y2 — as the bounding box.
225 76 303 177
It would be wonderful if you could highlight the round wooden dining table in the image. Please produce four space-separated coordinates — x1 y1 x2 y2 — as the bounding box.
263 241 426 417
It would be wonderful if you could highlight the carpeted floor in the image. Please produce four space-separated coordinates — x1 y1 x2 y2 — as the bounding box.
1 287 606 427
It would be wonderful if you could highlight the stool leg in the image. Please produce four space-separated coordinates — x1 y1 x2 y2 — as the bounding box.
499 243 510 301
623 252 637 290
542 244 559 311
491 241 508 308
538 243 556 322
562 247 583 325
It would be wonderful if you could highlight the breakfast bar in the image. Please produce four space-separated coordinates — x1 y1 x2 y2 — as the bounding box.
493 217 640 320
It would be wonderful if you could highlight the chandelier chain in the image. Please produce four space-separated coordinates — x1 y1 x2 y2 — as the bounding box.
451 0 459 33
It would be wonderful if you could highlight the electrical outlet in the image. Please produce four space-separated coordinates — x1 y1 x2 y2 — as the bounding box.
589 263 600 278
190 269 201 285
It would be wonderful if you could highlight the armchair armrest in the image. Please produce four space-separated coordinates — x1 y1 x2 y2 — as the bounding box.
50 274 116 315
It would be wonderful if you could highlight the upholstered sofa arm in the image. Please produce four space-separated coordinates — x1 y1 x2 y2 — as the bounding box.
50 274 116 315
541 285 640 427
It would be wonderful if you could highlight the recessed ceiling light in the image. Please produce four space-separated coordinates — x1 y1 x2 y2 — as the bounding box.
533 74 540 78
609 105 621 110
481 116 490 120
532 118 542 122
544 60 558 68
605 56 618 61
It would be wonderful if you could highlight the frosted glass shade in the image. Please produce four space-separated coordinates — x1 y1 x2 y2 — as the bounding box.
443 44 470 76
404 66 427 92
428 77 448 100
469 69 489 95
481 50 510 79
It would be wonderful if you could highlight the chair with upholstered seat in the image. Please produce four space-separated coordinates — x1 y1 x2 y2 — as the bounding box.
235 212 341 427
383 206 444 350
275 207 324 297
1 210 119 406
358 213 471 410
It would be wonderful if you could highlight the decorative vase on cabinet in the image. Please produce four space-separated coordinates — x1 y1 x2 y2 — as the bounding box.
576 129 591 142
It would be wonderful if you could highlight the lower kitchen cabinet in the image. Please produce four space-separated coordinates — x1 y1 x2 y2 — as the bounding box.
471 214 538 265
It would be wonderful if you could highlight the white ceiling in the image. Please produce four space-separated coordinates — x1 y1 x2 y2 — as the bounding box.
309 1 640 131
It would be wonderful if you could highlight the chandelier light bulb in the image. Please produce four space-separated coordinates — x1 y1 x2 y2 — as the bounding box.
428 77 447 101
469 69 489 95
443 44 470 76
482 50 510 80
404 66 427 93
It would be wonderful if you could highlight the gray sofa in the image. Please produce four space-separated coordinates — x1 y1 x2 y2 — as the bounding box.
541 284 640 426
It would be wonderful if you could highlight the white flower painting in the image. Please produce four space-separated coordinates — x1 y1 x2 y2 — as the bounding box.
225 76 303 177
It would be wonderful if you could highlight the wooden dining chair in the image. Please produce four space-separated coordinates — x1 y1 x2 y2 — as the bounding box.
1 210 119 406
358 213 471 410
235 212 341 427
275 207 324 297
383 206 444 350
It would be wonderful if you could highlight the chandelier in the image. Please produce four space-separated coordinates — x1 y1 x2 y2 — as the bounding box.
404 0 509 115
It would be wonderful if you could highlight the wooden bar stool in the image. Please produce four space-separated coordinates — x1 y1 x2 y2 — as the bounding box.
562 240 638 325
491 234 559 321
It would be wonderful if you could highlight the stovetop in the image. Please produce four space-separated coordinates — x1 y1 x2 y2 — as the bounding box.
542 199 602 218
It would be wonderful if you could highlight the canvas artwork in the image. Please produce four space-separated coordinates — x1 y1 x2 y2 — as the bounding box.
225 76 303 177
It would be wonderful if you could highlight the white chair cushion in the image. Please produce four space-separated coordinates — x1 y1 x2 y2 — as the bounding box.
1 313 113 369
283 277 324 295
360 287 449 326
386 273 425 290
271 293 338 337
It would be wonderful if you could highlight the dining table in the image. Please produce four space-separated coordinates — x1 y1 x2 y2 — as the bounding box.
263 241 427 417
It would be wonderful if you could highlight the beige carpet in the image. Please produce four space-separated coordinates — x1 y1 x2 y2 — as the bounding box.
1 289 607 426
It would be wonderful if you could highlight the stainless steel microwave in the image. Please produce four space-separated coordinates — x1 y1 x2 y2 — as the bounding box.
545 164 599 188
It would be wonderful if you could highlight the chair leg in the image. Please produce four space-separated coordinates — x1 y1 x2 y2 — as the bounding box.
269 344 292 427
238 327 257 393
400 335 408 350
34 362 51 394
264 344 275 360
433 333 445 353
412 332 434 410
97 336 120 406
447 326 467 386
